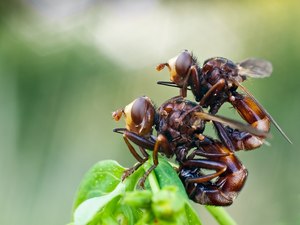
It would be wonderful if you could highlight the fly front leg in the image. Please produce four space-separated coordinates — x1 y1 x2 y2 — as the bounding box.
122 158 149 181
138 134 172 188
113 128 155 150
113 128 155 180
199 78 226 109
121 136 149 181
180 65 198 98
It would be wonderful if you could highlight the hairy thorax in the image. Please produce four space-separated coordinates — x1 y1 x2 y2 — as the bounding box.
156 97 205 149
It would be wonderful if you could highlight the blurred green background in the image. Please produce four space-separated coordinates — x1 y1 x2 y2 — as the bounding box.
0 0 299 225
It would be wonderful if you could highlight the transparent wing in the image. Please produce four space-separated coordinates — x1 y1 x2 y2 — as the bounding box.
193 112 270 138
236 82 292 144
237 58 273 78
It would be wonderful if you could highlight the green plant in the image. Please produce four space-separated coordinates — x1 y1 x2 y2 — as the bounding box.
68 156 237 225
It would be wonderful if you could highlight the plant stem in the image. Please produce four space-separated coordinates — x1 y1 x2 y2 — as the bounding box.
143 155 160 193
205 206 237 225
148 169 160 193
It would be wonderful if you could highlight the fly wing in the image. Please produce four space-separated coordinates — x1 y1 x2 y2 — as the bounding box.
237 58 273 78
236 82 292 144
193 112 270 138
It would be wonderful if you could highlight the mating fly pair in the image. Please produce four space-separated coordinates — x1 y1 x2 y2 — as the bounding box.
112 51 291 206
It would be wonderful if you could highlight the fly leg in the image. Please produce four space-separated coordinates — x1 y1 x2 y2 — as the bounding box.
138 134 172 188
180 140 248 206
113 128 155 180
180 65 198 98
180 159 227 184
199 79 226 109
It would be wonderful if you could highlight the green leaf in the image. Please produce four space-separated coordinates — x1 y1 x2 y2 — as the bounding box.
72 160 125 211
73 182 125 225
71 160 146 225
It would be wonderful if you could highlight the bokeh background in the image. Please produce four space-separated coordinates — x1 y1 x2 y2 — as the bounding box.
0 0 299 225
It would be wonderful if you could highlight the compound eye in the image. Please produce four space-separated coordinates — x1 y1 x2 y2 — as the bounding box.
175 50 193 77
120 97 154 136
130 97 148 125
